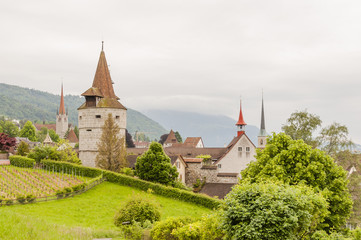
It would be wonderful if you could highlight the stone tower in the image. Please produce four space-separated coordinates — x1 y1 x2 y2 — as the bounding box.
56 84 69 138
257 95 267 149
78 43 127 167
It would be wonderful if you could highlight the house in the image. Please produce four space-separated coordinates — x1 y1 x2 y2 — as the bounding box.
163 130 179 147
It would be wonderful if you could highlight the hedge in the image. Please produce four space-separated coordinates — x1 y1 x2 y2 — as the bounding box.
9 155 35 168
9 156 222 209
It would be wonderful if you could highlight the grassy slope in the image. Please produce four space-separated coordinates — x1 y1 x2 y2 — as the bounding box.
0 181 211 238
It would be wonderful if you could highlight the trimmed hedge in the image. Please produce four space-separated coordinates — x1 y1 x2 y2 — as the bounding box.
9 156 222 209
9 155 35 168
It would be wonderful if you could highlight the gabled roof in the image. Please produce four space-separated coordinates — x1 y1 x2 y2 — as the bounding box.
183 137 203 147
43 133 53 144
59 84 66 115
199 183 235 199
164 130 178 145
66 129 79 143
214 133 256 165
34 124 56 131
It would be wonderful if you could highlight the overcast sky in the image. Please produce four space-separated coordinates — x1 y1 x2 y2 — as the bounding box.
1 0 360 143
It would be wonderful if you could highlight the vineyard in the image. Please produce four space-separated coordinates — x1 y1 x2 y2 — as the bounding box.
0 166 88 200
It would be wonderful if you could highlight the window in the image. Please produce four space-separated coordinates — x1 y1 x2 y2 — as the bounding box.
238 147 243 152
246 147 250 152
260 139 263 145
79 116 82 120
116 116 120 119
176 161 180 168
96 115 101 118
86 129 92 132
218 164 222 169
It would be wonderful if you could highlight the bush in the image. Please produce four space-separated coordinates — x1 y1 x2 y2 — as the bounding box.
5 199 13 205
26 194 36 203
151 216 195 240
72 183 86 192
120 221 144 240
120 167 135 177
222 182 329 240
9 155 35 168
16 141 29 156
55 189 65 199
172 221 202 240
16 195 26 204
64 187 73 196
114 193 161 227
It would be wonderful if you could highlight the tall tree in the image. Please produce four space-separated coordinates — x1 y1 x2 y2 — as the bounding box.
135 142 178 185
318 122 353 156
19 121 37 142
174 131 183 143
73 125 79 139
96 113 127 172
125 129 135 148
241 133 353 231
282 110 322 147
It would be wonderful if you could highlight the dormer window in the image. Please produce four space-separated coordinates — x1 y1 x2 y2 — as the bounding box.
238 147 243 152
246 147 250 152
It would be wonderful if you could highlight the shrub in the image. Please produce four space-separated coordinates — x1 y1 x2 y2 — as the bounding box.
55 189 65 199
9 155 35 168
172 180 191 191
120 167 135 177
121 221 144 240
16 195 26 204
172 221 202 240
64 187 73 197
222 182 329 240
16 141 30 156
114 193 161 227
0 196 3 204
72 183 86 192
26 194 36 203
5 199 13 205
151 216 195 240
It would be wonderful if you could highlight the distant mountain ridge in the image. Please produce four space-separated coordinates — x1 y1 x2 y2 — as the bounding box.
0 83 167 140
143 110 261 147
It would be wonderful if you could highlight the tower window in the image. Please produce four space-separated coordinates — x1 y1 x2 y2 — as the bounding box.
246 147 250 152
116 116 120 119
260 139 263 145
238 147 243 152
86 129 92 132
79 116 82 120
96 115 101 118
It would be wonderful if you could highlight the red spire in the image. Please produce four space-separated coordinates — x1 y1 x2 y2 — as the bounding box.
59 84 66 115
236 99 246 126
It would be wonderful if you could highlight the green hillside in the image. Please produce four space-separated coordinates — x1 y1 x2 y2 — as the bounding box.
0 83 167 140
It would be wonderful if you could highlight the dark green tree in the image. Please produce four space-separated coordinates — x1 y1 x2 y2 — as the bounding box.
73 125 79 139
158 134 168 145
174 131 183 143
19 121 37 142
241 133 353 231
16 141 30 156
135 142 178 185
222 182 328 240
96 113 127 172
282 110 322 147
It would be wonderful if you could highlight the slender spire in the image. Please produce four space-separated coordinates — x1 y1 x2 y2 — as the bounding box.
59 83 66 115
91 42 118 99
236 99 246 126
259 93 267 136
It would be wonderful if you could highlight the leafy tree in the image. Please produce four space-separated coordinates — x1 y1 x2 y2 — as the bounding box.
0 120 19 137
135 142 178 185
19 121 37 142
241 133 353 231
36 127 48 142
174 131 183 143
222 182 328 240
126 129 135 148
158 134 168 145
48 129 60 143
318 123 353 156
96 113 127 172
16 141 30 156
282 110 322 147
0 133 16 152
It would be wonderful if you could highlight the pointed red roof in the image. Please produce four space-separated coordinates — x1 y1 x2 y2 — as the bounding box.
59 84 66 115
82 49 118 100
236 100 246 126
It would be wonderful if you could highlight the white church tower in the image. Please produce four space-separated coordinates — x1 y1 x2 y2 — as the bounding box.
56 84 68 138
78 42 127 167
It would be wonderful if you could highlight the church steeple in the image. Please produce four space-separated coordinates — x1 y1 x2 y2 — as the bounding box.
258 94 267 149
59 83 66 115
236 99 247 137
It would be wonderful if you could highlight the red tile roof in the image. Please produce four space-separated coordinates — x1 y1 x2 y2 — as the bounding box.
164 130 178 145
66 129 79 143
34 124 56 131
236 100 246 126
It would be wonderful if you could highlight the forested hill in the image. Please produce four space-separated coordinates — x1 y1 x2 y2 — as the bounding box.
0 83 167 140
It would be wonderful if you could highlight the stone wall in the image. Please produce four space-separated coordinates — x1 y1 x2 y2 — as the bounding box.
185 163 218 187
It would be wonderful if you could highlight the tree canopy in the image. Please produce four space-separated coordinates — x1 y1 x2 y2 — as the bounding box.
0 133 16 152
19 121 37 142
222 182 328 240
282 110 322 147
241 132 353 231
96 113 127 172
0 120 19 137
318 122 353 156
135 142 178 185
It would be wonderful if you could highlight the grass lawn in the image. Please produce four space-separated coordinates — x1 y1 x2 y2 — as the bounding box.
0 181 212 239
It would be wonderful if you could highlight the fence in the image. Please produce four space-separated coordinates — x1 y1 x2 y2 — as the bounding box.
0 176 105 206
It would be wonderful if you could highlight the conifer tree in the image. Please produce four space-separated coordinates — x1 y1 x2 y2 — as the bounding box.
16 141 29 156
96 113 127 172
